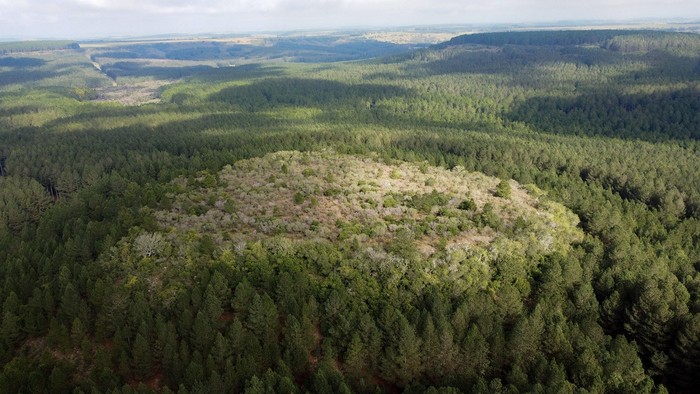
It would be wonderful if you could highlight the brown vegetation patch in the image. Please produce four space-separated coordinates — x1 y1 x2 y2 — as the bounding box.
92 79 169 105
155 151 582 261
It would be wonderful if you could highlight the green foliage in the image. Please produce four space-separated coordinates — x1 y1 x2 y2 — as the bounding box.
495 180 512 199
383 196 399 208
407 190 450 213
387 227 418 260
0 40 78 54
458 198 477 211
476 203 503 230
440 29 699 49
0 176 52 233
381 312 422 386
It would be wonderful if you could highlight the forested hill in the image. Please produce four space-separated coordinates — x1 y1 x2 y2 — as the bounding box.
405 30 700 142
0 41 80 54
1 29 700 393
436 29 700 52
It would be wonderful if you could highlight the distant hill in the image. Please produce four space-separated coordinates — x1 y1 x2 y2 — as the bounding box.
0 40 79 54
436 29 700 53
85 36 422 64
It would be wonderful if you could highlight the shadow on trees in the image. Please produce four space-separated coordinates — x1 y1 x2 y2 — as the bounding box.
36 104 182 130
387 44 627 80
0 57 47 68
91 42 227 61
0 105 50 117
188 63 288 83
0 57 66 87
102 61 215 80
610 49 700 84
0 111 367 187
435 30 654 48
263 38 415 62
0 69 70 87
92 38 416 66
100 62 291 83
209 78 412 111
381 38 699 87
507 88 700 141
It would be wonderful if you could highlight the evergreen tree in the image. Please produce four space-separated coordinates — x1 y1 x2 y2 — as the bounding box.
132 333 152 378
192 311 215 353
283 315 309 376
382 313 422 386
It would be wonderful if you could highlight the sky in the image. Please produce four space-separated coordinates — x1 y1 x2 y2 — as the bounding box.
0 0 699 40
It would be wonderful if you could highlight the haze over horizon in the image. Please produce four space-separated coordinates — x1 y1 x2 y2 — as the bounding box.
0 0 699 40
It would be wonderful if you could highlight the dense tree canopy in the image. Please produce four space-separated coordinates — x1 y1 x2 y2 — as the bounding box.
0 29 699 393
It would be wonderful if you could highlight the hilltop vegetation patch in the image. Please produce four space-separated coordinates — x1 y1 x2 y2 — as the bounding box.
157 151 580 257
95 151 586 308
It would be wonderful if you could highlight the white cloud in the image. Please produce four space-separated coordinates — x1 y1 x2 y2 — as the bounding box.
59 0 397 13
0 0 698 39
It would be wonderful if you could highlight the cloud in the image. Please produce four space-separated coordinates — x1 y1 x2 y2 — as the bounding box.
59 0 400 14
0 0 698 39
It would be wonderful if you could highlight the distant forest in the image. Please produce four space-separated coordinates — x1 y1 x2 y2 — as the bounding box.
0 40 79 54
